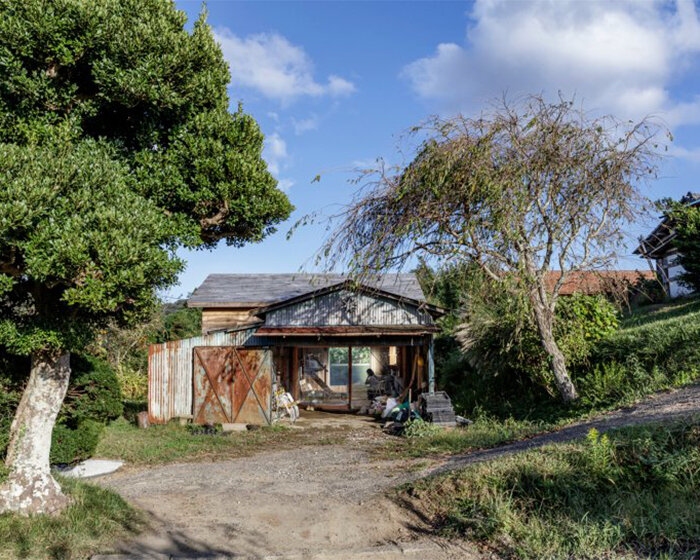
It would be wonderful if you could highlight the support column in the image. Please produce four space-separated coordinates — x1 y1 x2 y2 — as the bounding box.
291 347 299 401
427 338 435 394
347 346 353 409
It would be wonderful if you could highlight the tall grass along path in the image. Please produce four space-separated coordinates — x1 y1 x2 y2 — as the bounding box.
426 382 700 477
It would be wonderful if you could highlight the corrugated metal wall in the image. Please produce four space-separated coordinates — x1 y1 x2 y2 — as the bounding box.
265 289 433 327
148 328 267 424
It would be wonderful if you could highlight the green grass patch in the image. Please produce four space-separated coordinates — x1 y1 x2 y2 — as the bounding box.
403 418 700 559
94 418 338 465
379 417 546 459
0 477 144 560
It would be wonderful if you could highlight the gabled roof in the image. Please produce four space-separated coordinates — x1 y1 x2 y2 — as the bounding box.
255 279 445 317
188 273 426 308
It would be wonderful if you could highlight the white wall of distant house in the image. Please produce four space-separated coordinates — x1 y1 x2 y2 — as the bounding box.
663 255 695 299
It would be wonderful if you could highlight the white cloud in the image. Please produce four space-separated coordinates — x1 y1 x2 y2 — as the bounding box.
291 114 319 135
277 178 295 192
264 132 288 176
214 29 356 104
264 133 295 192
327 75 356 97
403 0 700 127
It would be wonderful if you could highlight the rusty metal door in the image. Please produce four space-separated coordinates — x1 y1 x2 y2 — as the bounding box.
193 346 272 425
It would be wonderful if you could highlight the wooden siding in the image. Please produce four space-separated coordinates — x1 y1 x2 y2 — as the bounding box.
202 308 256 334
264 289 433 327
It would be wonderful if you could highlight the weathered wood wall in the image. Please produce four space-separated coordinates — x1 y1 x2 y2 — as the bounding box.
201 307 256 334
265 289 434 327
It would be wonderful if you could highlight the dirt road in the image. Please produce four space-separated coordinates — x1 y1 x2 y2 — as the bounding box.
96 384 700 559
97 419 474 560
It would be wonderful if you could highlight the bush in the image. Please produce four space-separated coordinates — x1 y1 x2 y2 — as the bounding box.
50 420 105 465
452 288 619 414
65 354 124 425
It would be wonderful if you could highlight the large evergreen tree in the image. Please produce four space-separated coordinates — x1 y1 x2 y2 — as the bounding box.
0 0 292 514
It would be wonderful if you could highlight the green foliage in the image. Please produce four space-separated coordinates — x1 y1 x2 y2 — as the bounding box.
386 417 545 459
425 257 699 425
64 354 123 425
664 200 700 292
156 304 202 343
403 418 444 439
406 419 700 559
50 420 104 465
576 297 700 408
457 273 620 401
0 0 291 356
0 477 144 559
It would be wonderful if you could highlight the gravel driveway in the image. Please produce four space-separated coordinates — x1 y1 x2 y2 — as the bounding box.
96 384 700 560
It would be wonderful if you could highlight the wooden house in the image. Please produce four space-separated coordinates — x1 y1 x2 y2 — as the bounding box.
148 273 443 425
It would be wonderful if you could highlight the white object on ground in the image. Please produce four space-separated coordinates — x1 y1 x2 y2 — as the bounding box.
56 459 124 478
382 397 398 418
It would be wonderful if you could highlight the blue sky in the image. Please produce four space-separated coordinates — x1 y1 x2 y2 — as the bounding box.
168 0 700 299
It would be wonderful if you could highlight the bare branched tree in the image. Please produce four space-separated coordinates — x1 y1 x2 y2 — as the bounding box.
316 95 665 402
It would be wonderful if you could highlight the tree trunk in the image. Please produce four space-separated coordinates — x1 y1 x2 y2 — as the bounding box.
529 294 579 403
0 351 71 516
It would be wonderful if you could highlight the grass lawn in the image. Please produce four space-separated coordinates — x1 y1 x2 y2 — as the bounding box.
94 417 349 465
0 476 144 560
401 418 700 560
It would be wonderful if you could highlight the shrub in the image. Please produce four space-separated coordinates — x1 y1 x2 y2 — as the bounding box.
65 354 124 425
455 288 619 407
50 420 104 465
116 367 148 401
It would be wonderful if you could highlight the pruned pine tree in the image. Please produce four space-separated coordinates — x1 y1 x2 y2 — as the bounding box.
0 0 292 515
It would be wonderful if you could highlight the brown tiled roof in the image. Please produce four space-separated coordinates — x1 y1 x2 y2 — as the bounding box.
544 270 655 296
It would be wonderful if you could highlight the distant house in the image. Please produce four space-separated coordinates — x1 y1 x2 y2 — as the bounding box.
544 270 654 297
148 273 443 425
634 192 700 298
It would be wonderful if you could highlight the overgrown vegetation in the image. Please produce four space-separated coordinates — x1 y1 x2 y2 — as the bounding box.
389 417 545 458
422 264 700 426
661 196 700 293
90 300 202 401
403 419 700 559
0 475 144 560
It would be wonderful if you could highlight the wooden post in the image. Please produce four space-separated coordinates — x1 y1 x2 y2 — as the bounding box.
292 346 299 400
428 338 435 394
347 346 353 409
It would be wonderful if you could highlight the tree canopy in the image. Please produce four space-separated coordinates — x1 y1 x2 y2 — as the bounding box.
0 0 292 355
317 96 662 402
0 0 292 515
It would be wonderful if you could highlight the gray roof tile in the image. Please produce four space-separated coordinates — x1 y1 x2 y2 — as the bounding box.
188 273 425 307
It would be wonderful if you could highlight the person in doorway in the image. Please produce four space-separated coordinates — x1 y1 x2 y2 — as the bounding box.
365 368 381 400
